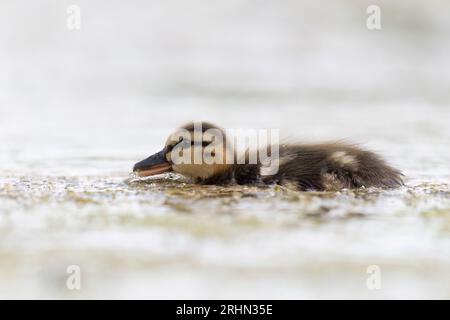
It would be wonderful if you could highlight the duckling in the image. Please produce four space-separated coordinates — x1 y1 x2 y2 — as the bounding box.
133 121 403 191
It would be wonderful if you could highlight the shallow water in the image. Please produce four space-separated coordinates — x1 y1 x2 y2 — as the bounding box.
1 1 450 298
1 173 450 298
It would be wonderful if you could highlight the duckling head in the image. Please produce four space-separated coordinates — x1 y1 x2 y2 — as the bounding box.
133 121 233 181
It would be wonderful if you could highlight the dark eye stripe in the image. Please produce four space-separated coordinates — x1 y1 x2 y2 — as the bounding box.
167 139 184 151
189 141 211 147
169 139 211 149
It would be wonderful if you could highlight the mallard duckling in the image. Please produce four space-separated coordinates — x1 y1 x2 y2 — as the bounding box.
133 121 403 191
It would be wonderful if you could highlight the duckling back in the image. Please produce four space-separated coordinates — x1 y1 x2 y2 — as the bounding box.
264 143 403 191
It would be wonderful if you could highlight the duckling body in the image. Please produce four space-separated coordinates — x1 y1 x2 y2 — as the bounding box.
133 122 403 191
193 143 403 190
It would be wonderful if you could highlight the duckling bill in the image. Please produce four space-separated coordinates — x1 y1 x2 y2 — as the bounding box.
133 122 403 191
133 147 172 177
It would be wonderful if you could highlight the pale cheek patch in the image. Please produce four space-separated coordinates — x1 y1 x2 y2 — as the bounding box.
173 164 212 180
330 151 358 169
173 163 229 180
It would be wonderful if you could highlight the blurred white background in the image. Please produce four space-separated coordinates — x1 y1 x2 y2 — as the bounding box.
1 0 449 175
